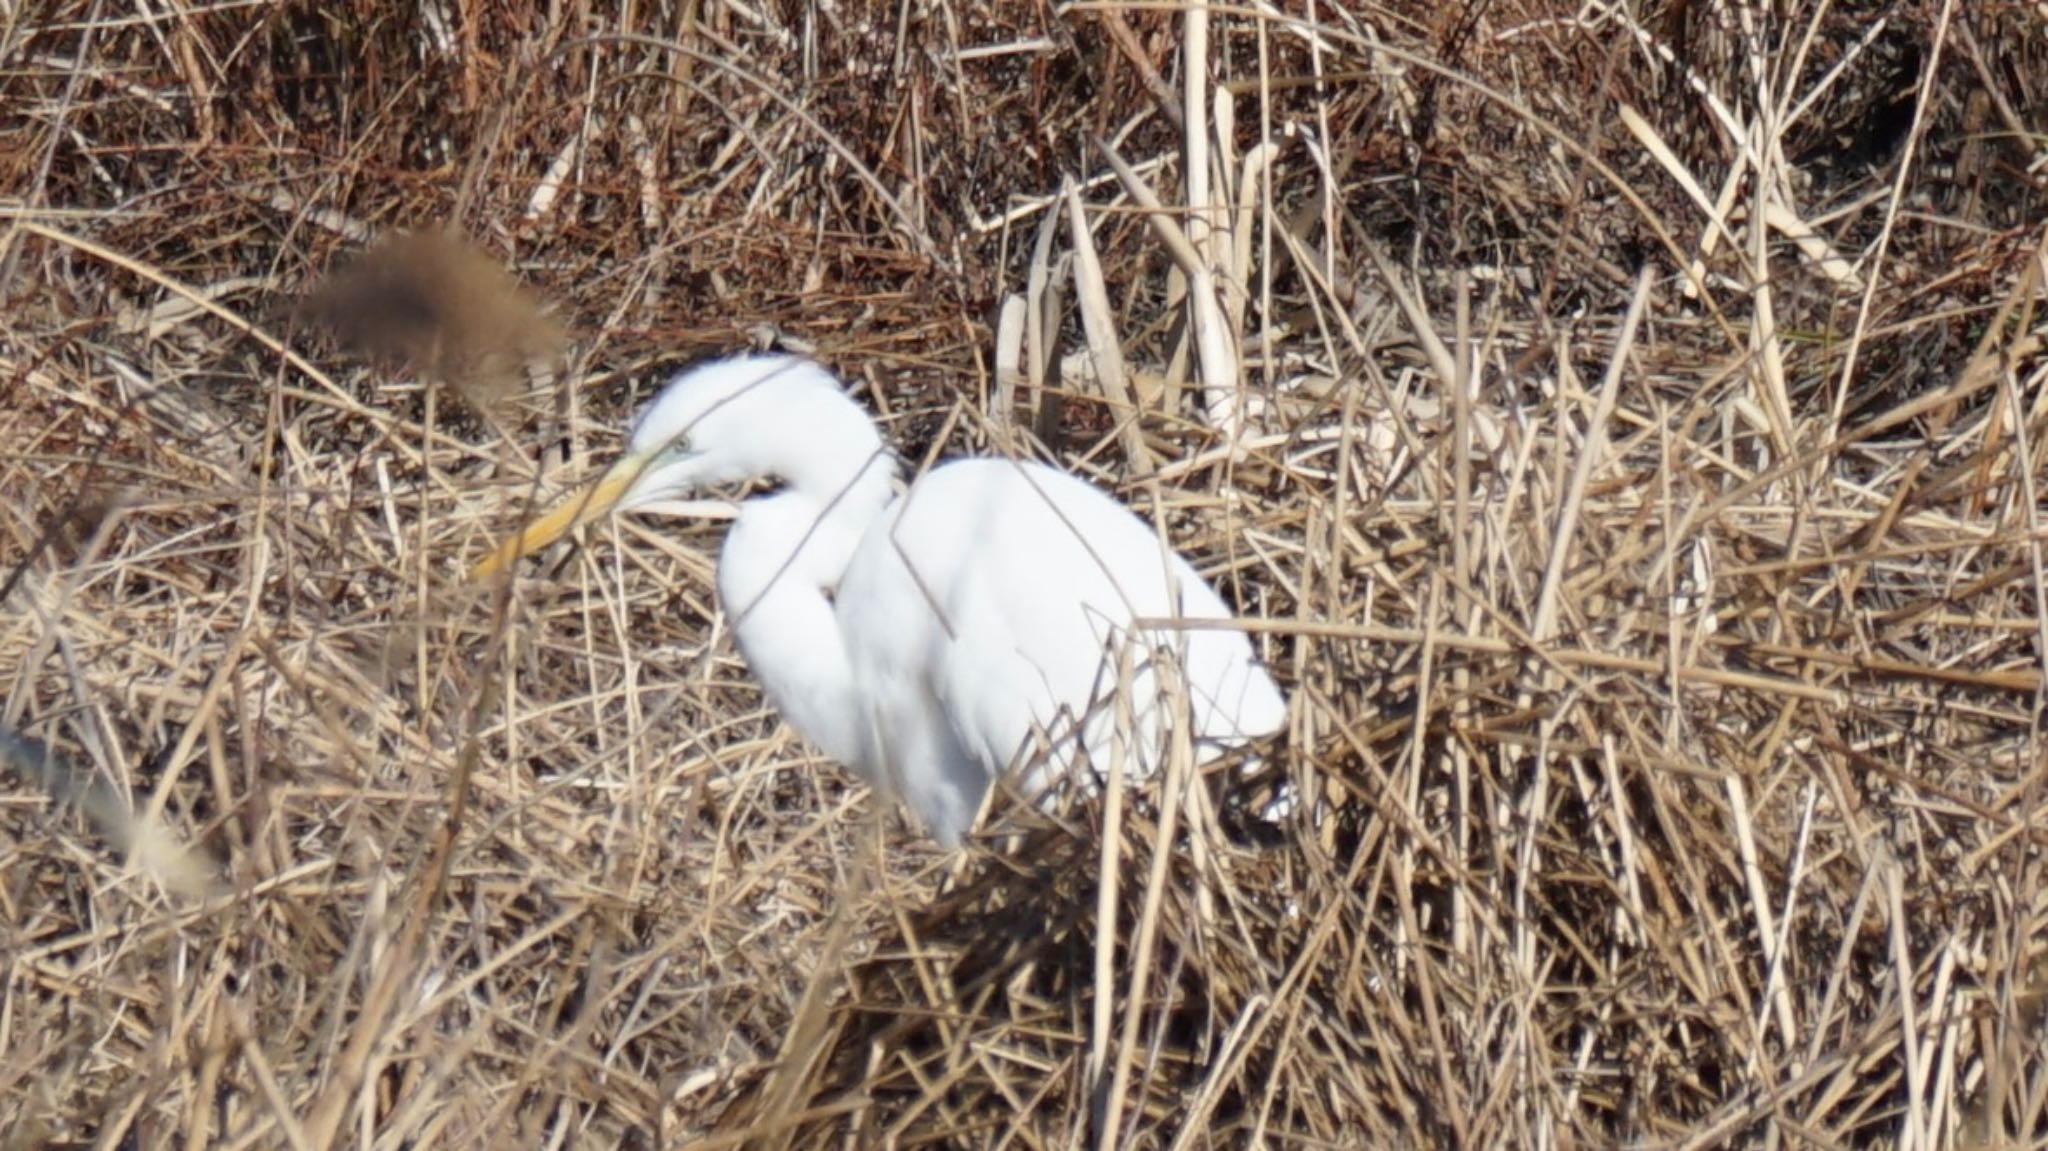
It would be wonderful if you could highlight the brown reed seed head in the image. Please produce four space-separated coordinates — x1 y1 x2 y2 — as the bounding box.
51 483 135 554
297 229 564 411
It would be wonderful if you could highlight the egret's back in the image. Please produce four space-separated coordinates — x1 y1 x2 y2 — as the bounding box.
836 458 1284 843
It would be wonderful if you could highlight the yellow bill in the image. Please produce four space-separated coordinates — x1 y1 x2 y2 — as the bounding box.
471 452 651 580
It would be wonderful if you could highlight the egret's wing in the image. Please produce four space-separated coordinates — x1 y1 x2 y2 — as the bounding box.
834 484 1010 844
934 460 1284 756
858 667 985 846
841 459 1284 820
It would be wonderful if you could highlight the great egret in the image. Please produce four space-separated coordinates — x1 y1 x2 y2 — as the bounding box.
475 354 1286 845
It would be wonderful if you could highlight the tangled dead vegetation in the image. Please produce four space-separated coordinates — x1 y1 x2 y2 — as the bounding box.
4 2 2047 1148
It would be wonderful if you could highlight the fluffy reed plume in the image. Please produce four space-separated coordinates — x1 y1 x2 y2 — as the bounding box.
297 229 564 411
0 726 219 900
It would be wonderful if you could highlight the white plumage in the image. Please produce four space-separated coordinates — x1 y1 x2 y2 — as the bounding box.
478 354 1287 845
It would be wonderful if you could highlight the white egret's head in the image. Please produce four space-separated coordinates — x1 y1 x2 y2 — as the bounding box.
619 354 866 508
472 354 885 578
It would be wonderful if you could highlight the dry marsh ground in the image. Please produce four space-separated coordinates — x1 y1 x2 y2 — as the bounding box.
4 2 2047 1147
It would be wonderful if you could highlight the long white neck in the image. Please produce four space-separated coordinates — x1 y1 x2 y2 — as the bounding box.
715 451 896 769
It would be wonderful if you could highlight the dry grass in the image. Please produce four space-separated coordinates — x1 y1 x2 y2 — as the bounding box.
4 1 2047 1147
